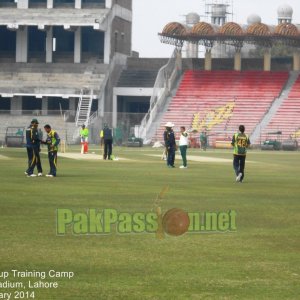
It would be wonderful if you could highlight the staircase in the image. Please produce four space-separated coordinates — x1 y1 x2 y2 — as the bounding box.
75 89 94 126
250 71 300 144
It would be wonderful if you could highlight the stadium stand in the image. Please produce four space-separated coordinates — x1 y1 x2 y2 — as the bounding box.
117 58 170 88
154 70 289 145
260 74 300 144
0 63 107 95
117 70 159 88
0 1 132 144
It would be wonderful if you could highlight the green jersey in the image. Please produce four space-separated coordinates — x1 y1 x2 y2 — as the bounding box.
80 128 89 138
231 133 250 156
200 133 207 142
45 130 60 152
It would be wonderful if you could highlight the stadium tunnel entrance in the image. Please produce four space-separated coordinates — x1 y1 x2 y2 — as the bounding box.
113 95 150 142
113 84 154 134
117 96 150 114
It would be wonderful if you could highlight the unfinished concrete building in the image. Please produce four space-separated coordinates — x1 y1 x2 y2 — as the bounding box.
0 0 132 143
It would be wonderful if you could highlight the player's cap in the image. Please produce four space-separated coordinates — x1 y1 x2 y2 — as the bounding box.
165 122 174 128
31 118 39 124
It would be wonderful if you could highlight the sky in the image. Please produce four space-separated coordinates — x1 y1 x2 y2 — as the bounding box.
132 0 300 57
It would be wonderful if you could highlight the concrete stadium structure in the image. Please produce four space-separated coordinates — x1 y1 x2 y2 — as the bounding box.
0 0 132 143
147 3 300 147
0 1 300 148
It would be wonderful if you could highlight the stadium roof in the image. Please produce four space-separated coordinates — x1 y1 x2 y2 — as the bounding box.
159 21 300 49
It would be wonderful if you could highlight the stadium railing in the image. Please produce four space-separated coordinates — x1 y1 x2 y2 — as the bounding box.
137 48 182 143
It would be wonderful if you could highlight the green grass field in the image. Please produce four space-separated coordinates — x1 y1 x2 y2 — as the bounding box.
0 146 299 300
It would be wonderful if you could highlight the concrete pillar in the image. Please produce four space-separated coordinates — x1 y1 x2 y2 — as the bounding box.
186 43 198 58
293 51 300 71
11 96 22 115
99 93 105 118
75 0 82 9
112 92 117 128
204 50 212 71
176 49 182 72
16 27 28 63
234 51 242 71
17 0 29 9
106 0 112 8
46 27 53 63
47 0 54 8
69 97 76 112
104 29 111 64
263 49 271 71
41 97 48 116
74 27 82 63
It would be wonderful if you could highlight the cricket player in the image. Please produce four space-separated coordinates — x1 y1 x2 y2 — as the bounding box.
163 122 176 168
42 124 60 177
80 124 89 154
25 118 43 177
200 131 208 151
179 126 189 169
100 123 113 160
231 125 250 183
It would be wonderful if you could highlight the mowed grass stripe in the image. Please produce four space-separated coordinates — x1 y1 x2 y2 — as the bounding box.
0 147 299 299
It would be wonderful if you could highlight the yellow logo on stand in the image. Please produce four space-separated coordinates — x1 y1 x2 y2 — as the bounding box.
291 129 300 139
192 101 235 132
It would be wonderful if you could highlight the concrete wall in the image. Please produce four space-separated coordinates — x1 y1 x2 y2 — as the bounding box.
181 58 292 71
121 57 294 73
104 63 124 114
113 0 132 10
126 58 169 70
111 17 132 57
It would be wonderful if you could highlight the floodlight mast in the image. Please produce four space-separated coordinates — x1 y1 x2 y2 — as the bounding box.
202 0 234 23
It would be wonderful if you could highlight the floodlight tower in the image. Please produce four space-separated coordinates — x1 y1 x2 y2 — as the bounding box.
203 0 233 24
185 12 200 58
277 4 293 24
277 4 300 72
203 0 234 58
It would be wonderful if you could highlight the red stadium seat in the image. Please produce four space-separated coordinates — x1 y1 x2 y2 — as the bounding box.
154 70 290 144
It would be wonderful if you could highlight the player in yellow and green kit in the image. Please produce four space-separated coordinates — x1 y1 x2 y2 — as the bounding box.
42 124 60 178
231 125 250 183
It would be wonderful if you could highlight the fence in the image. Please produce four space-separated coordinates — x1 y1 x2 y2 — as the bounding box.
89 112 147 145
